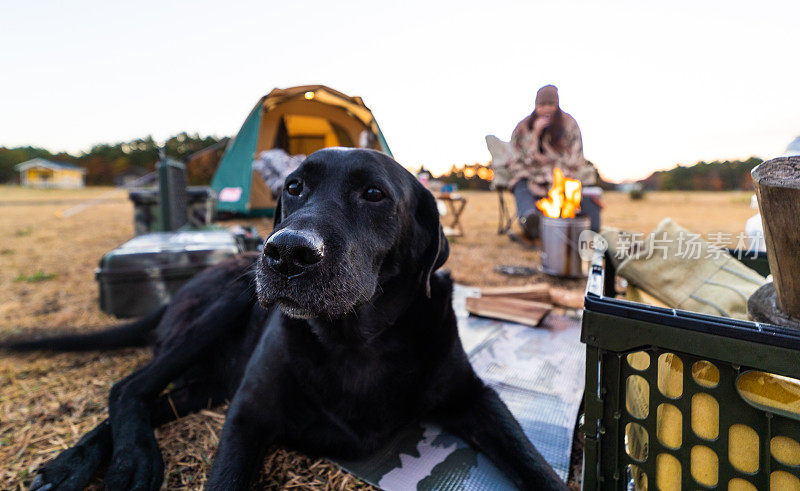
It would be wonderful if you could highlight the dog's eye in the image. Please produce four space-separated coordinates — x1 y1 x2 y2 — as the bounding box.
363 187 384 202
286 181 303 196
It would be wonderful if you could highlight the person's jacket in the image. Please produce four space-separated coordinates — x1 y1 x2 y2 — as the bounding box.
508 110 595 196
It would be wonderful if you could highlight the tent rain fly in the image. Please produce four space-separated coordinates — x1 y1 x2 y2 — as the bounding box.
211 85 392 216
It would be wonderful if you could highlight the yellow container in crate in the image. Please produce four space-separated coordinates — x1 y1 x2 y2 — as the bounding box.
625 356 800 490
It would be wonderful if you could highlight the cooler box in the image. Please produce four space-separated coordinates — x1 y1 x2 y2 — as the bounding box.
96 231 242 318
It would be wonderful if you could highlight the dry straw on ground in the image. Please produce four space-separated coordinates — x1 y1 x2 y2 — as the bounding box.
0 186 753 489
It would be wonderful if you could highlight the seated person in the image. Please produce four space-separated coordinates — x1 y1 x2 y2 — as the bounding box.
508 84 600 237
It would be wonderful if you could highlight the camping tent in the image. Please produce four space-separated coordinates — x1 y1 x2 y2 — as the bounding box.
211 85 393 216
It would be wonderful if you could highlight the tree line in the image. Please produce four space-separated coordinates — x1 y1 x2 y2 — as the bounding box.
638 157 763 191
1 135 763 192
0 133 225 186
433 160 610 190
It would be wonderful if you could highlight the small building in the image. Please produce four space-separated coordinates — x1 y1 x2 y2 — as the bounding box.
15 158 86 189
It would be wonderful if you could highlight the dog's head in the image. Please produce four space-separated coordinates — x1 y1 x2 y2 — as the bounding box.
255 148 448 319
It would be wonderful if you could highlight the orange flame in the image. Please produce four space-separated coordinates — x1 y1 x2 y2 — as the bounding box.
536 168 582 218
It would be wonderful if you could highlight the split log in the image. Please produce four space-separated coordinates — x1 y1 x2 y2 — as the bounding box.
480 284 550 302
465 297 551 327
752 157 800 321
548 287 585 309
480 284 585 309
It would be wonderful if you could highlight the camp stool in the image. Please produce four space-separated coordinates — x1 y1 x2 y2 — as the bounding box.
436 192 467 237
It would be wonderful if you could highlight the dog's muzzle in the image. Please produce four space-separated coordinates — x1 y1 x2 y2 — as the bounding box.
263 229 324 278
256 227 374 319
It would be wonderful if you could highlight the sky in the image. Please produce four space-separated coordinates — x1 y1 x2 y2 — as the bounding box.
1 0 798 182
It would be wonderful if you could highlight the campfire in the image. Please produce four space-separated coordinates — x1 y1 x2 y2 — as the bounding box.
535 168 589 278
536 168 582 219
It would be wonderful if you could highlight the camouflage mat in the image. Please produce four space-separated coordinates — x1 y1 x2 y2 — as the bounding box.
336 285 585 489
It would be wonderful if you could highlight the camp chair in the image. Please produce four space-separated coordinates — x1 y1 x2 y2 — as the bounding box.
485 135 515 234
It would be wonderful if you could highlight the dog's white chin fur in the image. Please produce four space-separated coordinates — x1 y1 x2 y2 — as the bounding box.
276 301 317 320
274 297 360 321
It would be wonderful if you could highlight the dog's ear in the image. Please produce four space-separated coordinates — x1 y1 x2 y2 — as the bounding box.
272 195 283 231
415 187 449 297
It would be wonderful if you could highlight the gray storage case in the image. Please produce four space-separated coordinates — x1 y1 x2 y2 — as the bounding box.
96 231 242 318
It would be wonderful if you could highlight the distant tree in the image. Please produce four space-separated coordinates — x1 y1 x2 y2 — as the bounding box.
438 163 493 190
638 157 762 191
164 132 223 161
0 133 226 185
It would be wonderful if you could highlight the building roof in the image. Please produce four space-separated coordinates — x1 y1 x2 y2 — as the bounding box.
14 158 86 173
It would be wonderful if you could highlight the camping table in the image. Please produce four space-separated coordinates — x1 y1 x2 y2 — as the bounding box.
436 193 467 237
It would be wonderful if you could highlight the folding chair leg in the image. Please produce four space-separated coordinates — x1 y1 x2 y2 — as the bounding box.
497 190 514 235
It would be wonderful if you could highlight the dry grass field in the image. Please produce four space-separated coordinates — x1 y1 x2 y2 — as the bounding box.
0 185 755 489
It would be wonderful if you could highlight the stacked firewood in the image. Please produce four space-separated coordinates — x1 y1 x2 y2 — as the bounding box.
465 284 584 327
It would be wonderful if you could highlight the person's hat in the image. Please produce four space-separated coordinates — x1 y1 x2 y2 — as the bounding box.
535 85 559 106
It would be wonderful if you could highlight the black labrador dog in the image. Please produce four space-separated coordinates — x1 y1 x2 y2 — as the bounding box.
9 148 565 490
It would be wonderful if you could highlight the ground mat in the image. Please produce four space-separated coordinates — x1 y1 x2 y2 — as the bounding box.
336 285 585 490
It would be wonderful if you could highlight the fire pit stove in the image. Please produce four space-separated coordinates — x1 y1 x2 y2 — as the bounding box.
536 168 588 278
539 215 589 278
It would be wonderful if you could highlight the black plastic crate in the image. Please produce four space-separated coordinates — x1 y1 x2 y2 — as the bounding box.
581 253 800 490
725 248 770 278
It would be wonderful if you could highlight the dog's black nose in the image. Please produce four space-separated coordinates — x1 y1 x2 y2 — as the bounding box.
263 229 324 277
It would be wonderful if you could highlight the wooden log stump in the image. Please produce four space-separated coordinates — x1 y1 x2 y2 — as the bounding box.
748 283 800 329
750 157 800 324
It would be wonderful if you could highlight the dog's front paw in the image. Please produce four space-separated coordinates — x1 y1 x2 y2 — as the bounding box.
104 440 164 491
29 475 54 491
30 449 97 491
29 422 112 491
